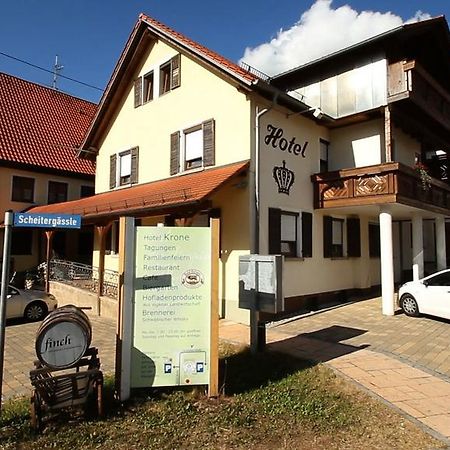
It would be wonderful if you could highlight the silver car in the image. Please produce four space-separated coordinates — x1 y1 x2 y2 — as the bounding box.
5 285 57 321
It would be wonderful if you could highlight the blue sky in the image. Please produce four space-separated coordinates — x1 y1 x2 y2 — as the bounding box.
1 0 449 103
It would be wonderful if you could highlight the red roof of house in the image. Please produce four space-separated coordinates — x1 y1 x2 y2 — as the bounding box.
28 160 249 222
139 14 258 84
0 72 96 175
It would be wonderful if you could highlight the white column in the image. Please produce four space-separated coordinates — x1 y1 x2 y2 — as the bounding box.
412 215 424 279
436 216 447 271
380 208 395 316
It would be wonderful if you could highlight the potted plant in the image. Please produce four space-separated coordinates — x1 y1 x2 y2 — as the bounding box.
414 162 432 191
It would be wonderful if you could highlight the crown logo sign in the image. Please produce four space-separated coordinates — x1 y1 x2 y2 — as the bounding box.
273 160 295 195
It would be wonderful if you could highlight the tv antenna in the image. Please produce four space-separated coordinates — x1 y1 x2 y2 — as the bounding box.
52 55 64 90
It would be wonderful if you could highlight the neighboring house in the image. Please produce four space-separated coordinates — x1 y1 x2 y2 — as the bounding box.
0 72 96 272
30 14 450 324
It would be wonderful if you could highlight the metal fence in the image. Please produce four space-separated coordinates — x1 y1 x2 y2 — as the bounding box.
46 259 118 298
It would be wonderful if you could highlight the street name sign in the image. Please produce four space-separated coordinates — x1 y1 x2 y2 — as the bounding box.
13 213 81 229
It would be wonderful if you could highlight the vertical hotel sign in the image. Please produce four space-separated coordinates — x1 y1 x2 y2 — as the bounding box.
132 227 211 387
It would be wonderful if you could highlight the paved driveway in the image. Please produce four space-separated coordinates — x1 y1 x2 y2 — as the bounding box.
2 315 116 400
270 297 450 379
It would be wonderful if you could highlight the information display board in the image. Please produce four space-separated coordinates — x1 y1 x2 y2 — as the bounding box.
131 226 211 388
238 254 284 313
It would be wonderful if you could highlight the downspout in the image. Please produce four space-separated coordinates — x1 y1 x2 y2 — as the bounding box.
253 95 277 253
250 93 277 353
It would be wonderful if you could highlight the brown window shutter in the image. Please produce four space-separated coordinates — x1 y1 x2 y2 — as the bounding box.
323 215 332 258
347 218 361 257
268 208 281 254
170 131 180 175
302 212 313 258
203 119 215 167
171 54 181 89
134 78 142 108
110 154 117 189
131 146 139 184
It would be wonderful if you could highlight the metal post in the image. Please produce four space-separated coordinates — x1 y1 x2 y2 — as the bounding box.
0 211 13 413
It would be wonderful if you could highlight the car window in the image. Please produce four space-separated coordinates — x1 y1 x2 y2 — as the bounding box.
426 272 450 287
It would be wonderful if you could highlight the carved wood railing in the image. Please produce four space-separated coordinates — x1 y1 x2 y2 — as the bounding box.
311 162 450 214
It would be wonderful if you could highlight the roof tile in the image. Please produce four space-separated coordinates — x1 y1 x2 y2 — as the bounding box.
0 72 96 175
139 14 258 84
29 161 249 220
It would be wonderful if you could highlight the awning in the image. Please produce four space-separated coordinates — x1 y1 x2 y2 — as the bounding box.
28 160 249 223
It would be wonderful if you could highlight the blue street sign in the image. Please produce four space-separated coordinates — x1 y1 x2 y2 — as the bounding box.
13 213 81 229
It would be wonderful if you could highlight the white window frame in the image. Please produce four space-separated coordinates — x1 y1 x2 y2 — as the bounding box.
118 150 132 186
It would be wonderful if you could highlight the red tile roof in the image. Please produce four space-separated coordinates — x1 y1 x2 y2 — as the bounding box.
0 72 96 175
28 161 249 222
139 14 258 84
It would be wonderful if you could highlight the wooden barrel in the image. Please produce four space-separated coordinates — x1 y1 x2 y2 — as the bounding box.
35 305 92 369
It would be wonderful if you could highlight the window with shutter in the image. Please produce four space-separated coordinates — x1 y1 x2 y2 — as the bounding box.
324 216 344 258
268 208 306 257
171 119 215 175
110 148 138 188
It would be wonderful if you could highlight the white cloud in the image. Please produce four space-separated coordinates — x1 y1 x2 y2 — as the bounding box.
240 0 431 76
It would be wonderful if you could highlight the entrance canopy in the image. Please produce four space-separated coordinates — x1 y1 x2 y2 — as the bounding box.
28 161 249 224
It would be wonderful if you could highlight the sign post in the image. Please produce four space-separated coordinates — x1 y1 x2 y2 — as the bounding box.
0 212 81 413
0 211 13 413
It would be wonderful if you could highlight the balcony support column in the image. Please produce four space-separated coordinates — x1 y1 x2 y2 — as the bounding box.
380 207 395 316
436 216 446 271
412 215 424 280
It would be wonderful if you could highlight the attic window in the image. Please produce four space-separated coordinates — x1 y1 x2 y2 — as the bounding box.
143 71 154 103
160 54 181 96
134 54 180 107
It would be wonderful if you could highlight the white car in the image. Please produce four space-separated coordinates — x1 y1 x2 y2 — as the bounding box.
5 285 57 321
398 269 450 319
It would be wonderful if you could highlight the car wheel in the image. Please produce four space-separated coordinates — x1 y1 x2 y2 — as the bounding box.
24 302 48 321
400 294 420 317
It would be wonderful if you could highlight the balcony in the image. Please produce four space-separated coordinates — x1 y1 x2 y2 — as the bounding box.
311 162 450 215
388 60 450 133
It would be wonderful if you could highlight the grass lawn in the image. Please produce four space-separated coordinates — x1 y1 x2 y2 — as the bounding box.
0 343 444 450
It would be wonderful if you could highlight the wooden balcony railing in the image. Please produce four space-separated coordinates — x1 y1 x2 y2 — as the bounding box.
311 162 450 215
388 60 450 132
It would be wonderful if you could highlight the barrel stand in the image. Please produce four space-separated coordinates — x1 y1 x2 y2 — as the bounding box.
29 347 103 431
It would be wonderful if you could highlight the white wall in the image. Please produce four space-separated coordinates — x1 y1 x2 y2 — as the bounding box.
329 119 384 170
